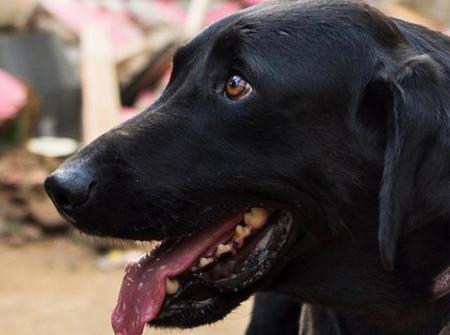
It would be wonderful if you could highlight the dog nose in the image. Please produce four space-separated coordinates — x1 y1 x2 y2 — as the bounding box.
45 167 95 215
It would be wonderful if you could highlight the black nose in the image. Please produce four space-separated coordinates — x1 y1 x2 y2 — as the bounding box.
45 167 95 216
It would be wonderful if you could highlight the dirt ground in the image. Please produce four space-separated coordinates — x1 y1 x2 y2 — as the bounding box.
0 238 252 335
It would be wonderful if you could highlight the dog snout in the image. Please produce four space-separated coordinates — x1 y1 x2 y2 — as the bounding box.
45 164 96 217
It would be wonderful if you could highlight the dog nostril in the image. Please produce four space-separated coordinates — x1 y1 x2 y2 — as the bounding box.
53 191 71 209
45 167 96 214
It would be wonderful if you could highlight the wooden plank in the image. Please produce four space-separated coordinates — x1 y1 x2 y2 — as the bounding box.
182 0 211 41
80 24 121 144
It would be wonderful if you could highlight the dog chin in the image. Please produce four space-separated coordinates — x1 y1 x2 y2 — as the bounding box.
151 293 246 328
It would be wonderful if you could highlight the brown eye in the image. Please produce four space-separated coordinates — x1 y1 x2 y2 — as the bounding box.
225 74 252 100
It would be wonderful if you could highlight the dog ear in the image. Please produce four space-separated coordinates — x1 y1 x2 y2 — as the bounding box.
359 55 447 271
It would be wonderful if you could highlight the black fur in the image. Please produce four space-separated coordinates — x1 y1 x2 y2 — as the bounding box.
46 1 450 333
246 293 301 335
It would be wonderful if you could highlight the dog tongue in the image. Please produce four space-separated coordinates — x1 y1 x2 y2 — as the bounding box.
111 214 244 335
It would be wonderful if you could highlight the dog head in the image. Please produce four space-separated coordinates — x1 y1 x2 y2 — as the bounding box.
45 0 450 333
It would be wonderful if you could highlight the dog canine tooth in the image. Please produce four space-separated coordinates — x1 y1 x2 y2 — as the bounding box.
199 257 214 268
244 207 270 227
215 243 232 257
165 278 179 295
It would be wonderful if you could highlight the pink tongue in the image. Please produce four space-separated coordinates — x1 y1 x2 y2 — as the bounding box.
111 214 244 335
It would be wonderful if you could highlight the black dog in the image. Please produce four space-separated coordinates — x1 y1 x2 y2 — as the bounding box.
45 0 450 334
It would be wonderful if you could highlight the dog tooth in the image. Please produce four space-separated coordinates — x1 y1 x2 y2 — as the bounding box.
215 243 232 257
235 225 250 240
199 257 214 268
165 278 179 295
244 207 270 227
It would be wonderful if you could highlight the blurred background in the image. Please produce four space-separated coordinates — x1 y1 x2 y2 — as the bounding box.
0 0 449 334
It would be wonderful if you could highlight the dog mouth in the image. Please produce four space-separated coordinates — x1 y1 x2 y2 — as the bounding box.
111 207 295 335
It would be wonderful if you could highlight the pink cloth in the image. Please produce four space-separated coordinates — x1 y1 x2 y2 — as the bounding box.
205 3 242 25
40 0 142 49
0 69 27 123
152 0 185 24
242 0 264 6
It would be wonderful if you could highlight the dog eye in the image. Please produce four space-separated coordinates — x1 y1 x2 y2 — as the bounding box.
224 74 252 100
